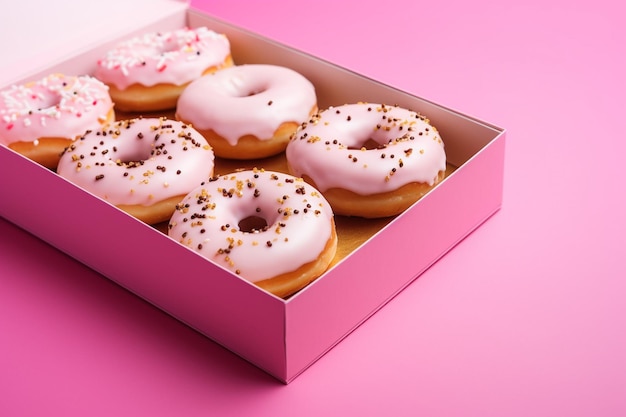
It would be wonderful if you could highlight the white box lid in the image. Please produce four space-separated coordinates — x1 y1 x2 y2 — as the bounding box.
0 0 188 85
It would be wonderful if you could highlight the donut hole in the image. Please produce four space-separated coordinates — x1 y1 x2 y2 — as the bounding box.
236 87 268 98
116 144 153 165
349 138 387 150
159 41 183 54
238 215 269 233
225 78 269 98
348 130 412 151
36 92 62 111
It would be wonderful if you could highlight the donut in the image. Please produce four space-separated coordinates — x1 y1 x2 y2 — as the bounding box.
286 103 447 218
175 64 317 160
0 73 114 169
167 169 337 298
57 117 215 224
94 27 233 112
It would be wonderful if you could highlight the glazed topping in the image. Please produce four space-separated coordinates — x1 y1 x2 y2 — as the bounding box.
176 64 316 143
0 73 113 145
167 169 334 283
57 117 214 206
285 103 447 194
95 26 231 89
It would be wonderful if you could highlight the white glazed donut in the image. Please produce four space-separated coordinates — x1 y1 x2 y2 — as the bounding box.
176 64 317 159
168 169 337 298
286 103 447 218
57 117 215 224
95 26 233 112
0 73 114 169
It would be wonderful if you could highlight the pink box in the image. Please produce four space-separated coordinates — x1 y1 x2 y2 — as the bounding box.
0 4 505 383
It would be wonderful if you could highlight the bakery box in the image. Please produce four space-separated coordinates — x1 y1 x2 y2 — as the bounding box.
0 1 505 383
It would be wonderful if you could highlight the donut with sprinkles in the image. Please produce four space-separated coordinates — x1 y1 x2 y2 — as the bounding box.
57 117 215 224
168 169 337 298
95 26 233 112
286 103 447 218
0 73 114 169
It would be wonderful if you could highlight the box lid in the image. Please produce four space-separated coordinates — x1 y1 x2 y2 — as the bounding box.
0 0 189 86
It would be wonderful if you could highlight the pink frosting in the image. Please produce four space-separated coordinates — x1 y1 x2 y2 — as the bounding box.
286 103 447 194
57 117 214 206
167 169 334 284
0 74 113 146
175 64 316 144
94 27 231 90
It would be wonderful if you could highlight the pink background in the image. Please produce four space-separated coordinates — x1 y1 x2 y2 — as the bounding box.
1 0 625 415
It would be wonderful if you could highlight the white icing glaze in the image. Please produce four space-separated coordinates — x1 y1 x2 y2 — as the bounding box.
286 103 447 194
175 64 316 144
95 27 231 90
57 117 214 206
0 74 113 146
167 169 334 283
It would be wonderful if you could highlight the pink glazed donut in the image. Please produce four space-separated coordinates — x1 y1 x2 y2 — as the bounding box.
0 73 114 169
95 27 233 112
176 64 317 159
286 103 447 218
168 169 337 298
57 117 215 224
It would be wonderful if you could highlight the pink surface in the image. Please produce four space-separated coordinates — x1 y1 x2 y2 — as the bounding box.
1 0 624 416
